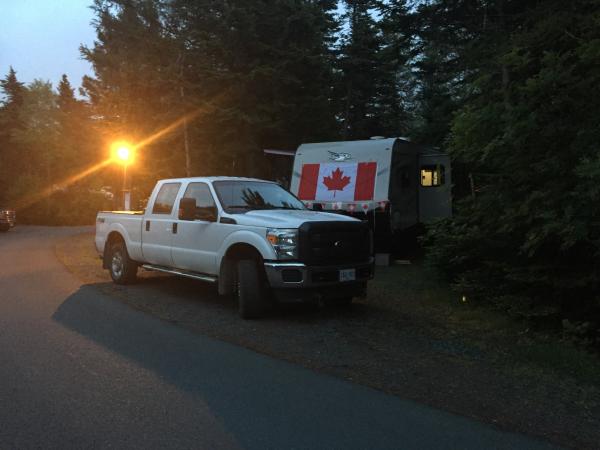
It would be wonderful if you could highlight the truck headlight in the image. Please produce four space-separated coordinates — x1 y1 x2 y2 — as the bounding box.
266 228 298 260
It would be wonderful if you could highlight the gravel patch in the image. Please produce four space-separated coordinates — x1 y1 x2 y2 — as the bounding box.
56 232 600 450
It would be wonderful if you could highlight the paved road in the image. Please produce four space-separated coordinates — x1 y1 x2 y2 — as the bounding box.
0 226 558 450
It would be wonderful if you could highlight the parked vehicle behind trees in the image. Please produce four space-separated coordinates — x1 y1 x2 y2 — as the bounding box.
0 208 16 232
95 177 374 319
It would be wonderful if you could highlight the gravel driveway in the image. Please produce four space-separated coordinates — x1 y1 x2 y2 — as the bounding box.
56 230 600 450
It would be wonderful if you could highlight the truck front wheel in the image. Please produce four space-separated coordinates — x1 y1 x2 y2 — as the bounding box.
236 259 269 319
108 241 138 284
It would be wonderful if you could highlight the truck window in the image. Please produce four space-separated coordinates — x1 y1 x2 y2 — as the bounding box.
152 183 181 214
421 165 445 187
213 180 305 213
183 183 216 218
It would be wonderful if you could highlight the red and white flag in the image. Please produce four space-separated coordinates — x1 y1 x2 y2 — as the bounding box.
297 162 377 202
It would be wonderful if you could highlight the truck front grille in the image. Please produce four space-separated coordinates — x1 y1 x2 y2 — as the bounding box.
298 221 371 265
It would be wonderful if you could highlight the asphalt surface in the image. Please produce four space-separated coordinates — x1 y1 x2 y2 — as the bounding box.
0 226 560 450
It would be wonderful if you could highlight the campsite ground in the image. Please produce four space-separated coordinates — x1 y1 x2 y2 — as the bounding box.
57 230 600 449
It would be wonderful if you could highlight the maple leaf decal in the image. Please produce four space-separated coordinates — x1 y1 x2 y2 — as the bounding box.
323 167 351 197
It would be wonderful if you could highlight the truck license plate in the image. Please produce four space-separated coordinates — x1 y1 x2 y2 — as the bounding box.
339 268 356 282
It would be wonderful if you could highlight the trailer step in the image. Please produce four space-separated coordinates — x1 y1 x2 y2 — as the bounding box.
141 264 217 283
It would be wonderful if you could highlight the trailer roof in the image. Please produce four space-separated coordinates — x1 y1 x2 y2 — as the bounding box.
298 137 398 154
297 137 446 156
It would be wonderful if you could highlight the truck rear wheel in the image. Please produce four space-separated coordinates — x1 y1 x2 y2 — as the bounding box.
108 241 138 284
237 259 269 319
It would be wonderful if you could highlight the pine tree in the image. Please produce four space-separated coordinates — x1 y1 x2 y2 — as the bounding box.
57 74 77 112
0 67 25 109
7 80 60 219
337 0 383 139
410 0 481 145
0 67 26 202
427 0 600 324
166 0 340 175
377 0 415 138
56 74 95 180
81 0 181 192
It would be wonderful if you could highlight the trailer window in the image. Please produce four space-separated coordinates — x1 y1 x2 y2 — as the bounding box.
421 165 445 187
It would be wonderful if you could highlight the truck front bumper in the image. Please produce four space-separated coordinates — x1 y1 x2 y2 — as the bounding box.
263 258 374 303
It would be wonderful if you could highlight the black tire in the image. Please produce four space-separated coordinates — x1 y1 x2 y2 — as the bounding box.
237 259 269 319
0 224 9 232
107 241 138 284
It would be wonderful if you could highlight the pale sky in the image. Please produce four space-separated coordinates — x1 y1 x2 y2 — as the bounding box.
0 0 96 92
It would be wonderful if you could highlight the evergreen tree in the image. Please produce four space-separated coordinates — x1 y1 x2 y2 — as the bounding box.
57 74 77 112
81 0 181 192
56 74 95 180
155 0 338 176
377 0 415 138
0 67 26 202
8 80 60 219
410 0 482 145
337 0 383 139
427 0 600 325
0 66 25 109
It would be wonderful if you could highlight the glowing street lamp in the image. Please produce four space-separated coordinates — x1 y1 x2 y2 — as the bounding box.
111 141 135 210
112 141 134 165
116 145 132 163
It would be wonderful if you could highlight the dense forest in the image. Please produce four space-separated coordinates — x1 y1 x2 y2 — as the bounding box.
1 0 600 340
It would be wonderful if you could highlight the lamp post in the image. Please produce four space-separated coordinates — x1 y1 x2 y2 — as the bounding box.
112 142 134 210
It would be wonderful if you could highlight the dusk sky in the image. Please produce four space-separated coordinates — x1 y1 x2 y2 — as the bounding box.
0 0 96 92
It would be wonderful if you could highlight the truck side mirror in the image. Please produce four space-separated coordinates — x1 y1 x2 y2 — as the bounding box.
196 205 218 222
179 197 196 221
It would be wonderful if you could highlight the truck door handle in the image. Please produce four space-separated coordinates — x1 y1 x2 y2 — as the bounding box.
145 220 150 231
172 222 178 234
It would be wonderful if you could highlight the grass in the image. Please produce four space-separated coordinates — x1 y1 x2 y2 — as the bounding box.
371 262 600 389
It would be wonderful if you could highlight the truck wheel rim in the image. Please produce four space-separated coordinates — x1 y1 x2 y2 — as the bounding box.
111 251 124 278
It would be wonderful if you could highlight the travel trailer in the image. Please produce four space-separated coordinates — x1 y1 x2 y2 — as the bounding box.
289 137 452 249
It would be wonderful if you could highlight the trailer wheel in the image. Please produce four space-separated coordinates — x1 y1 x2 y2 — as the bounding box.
236 259 269 319
108 241 137 284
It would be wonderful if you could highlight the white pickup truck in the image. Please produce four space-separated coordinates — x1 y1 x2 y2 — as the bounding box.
95 177 374 318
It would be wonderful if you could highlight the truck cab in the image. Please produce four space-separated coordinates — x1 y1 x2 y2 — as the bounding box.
95 177 374 318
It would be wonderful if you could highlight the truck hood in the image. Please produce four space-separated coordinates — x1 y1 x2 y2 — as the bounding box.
228 209 359 228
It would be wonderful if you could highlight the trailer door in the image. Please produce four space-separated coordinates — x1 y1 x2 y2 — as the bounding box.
389 151 419 231
418 154 452 221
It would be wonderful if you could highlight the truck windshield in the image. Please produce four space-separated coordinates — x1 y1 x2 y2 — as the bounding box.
213 181 306 213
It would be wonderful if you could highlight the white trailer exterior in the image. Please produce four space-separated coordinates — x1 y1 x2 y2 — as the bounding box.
289 137 451 234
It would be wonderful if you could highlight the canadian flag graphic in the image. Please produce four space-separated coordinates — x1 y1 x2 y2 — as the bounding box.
297 162 377 202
